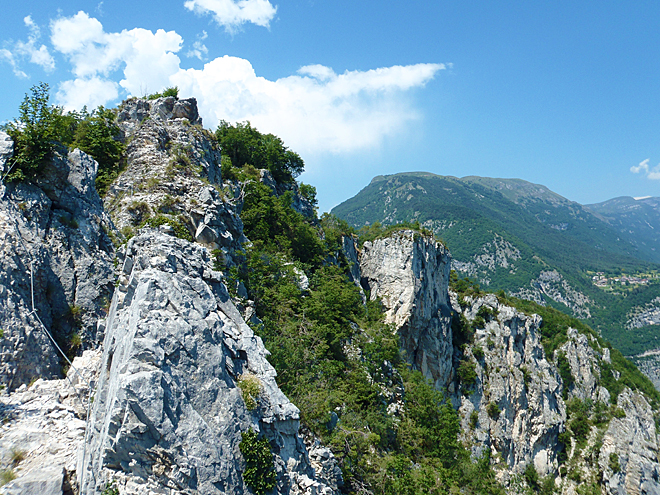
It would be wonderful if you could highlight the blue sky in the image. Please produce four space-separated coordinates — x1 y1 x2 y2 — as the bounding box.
2 1 660 213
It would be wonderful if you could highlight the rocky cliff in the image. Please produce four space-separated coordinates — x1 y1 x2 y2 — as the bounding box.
0 132 115 390
0 97 339 495
1 96 660 495
353 230 660 494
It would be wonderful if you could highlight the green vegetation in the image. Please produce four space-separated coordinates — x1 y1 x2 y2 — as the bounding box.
239 429 277 495
216 120 304 184
140 214 193 241
556 351 574 399
223 134 505 491
457 359 478 388
101 481 120 495
9 448 25 466
2 83 125 196
609 452 620 473
147 86 179 100
238 373 262 410
0 469 15 486
357 220 436 248
486 402 501 419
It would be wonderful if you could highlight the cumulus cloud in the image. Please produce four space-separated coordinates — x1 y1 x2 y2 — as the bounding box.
184 0 277 32
51 11 183 108
44 11 443 154
0 15 55 77
172 58 444 154
631 159 660 180
55 77 119 110
186 31 209 60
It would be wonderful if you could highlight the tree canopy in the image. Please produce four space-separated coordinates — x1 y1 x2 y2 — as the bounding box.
215 120 304 184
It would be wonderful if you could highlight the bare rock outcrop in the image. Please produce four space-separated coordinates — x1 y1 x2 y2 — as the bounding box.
359 230 453 389
0 134 116 389
79 231 338 495
453 293 565 478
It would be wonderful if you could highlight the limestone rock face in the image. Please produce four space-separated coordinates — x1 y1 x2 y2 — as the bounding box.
359 231 453 389
600 390 660 495
80 231 337 495
453 294 565 478
0 350 101 495
558 328 610 403
0 142 116 389
107 96 248 266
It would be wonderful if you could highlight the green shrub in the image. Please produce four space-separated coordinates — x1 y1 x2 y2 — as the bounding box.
9 448 25 466
239 429 277 494
72 106 125 196
0 469 15 486
472 345 484 360
238 373 262 410
523 463 539 490
609 452 620 473
101 481 119 495
611 406 626 419
486 402 501 419
556 351 574 399
521 366 532 386
469 410 478 429
216 120 304 184
457 359 478 388
299 183 318 208
140 214 193 241
147 86 179 100
127 201 151 226
3 83 66 182
477 305 496 322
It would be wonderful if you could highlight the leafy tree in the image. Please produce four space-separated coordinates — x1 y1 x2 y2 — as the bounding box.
72 106 125 195
215 120 304 184
3 83 67 181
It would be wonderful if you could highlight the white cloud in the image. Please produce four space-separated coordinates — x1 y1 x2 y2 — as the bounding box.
631 159 660 180
186 31 209 60
56 77 119 110
46 12 443 155
51 11 183 107
172 59 444 155
184 0 277 32
0 15 55 77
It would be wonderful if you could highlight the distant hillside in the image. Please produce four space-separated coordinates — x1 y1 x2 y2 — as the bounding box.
586 196 660 264
331 172 660 359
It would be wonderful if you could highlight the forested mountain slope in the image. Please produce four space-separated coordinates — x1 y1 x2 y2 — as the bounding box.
331 173 660 365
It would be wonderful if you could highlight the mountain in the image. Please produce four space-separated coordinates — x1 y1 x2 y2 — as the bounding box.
1 93 660 494
331 172 660 361
586 196 660 264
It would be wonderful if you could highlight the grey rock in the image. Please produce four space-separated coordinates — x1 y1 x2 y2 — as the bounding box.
0 147 116 389
0 350 100 495
80 231 337 495
0 131 13 176
359 231 453 389
1 466 65 495
455 294 565 477
600 390 660 495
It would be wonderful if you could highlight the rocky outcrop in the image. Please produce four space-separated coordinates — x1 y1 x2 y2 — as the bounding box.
79 231 338 495
600 390 660 495
627 297 660 329
0 134 116 389
0 350 100 495
452 293 565 478
512 270 592 319
359 231 453 390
